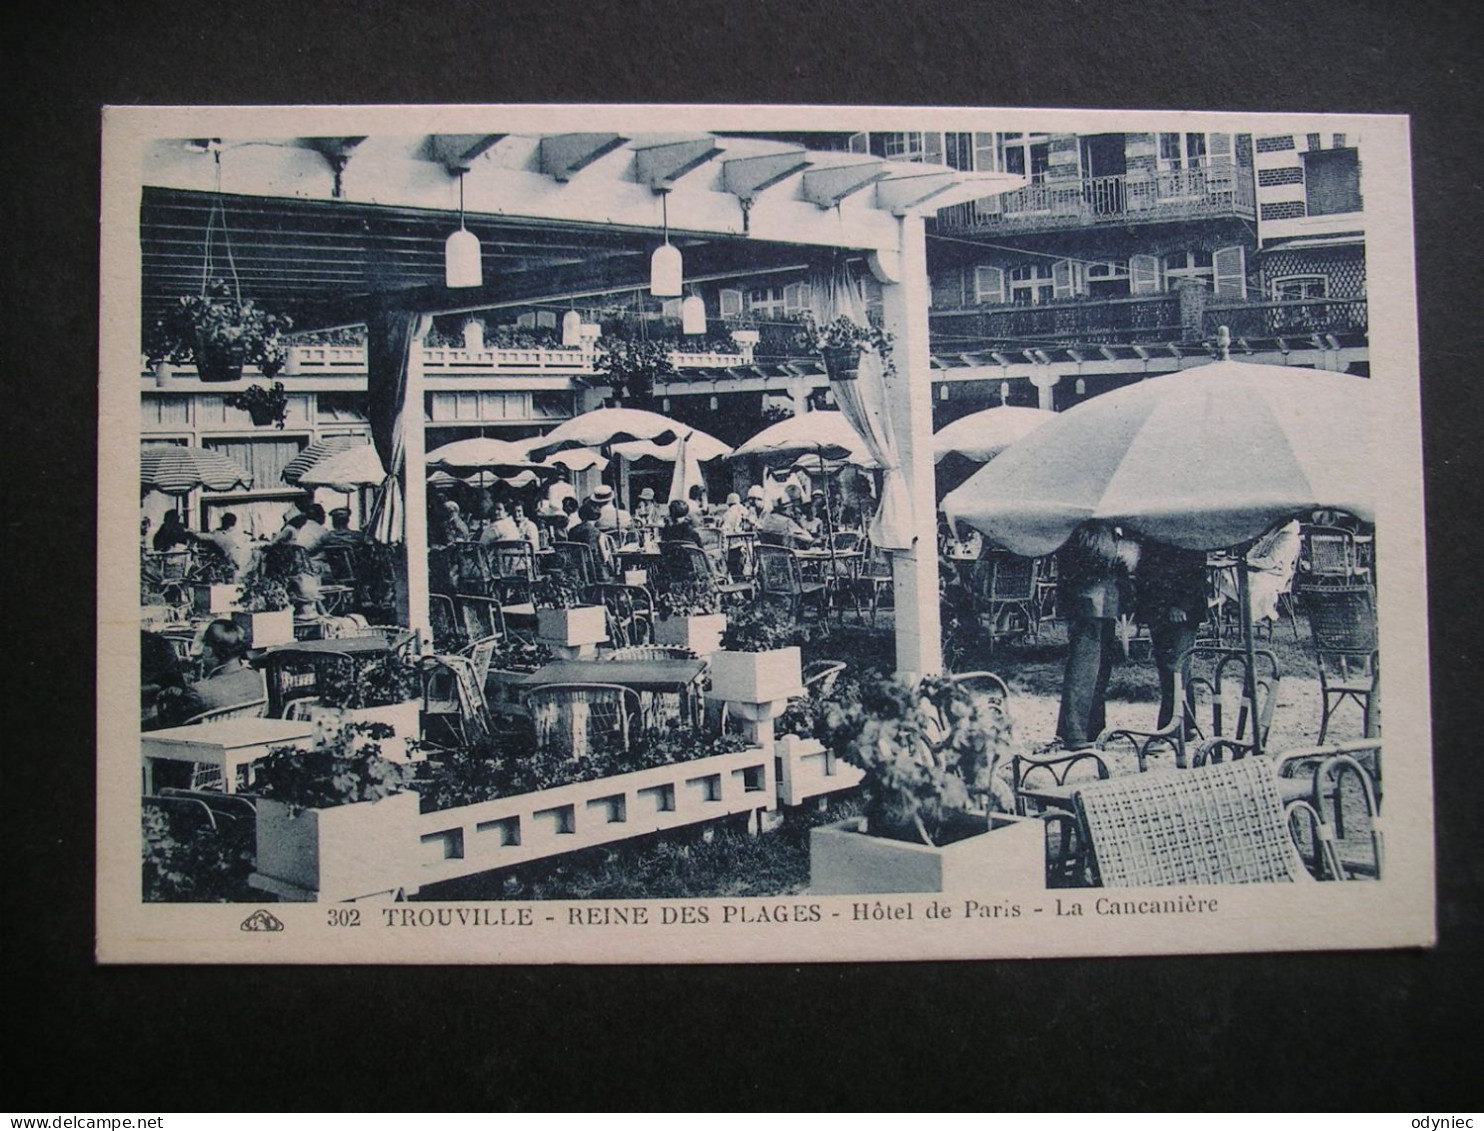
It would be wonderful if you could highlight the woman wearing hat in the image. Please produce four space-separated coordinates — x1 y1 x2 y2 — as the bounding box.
633 486 661 527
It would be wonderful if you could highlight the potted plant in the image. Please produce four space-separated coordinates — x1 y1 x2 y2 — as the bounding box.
156 278 293 383
710 601 808 723
313 651 424 759
484 638 554 711
532 573 607 655
224 380 290 428
653 581 727 655
808 674 1041 894
250 721 420 902
593 337 677 404
774 671 866 807
794 313 894 382
727 314 762 350
231 568 295 647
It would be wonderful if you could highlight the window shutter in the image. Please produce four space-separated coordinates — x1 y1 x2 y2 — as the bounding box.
974 265 1005 305
661 298 682 320
719 288 743 318
535 310 557 329
973 132 997 172
1053 259 1077 300
783 282 811 315
516 312 536 328
1213 246 1246 299
1130 254 1161 295
1209 133 1234 165
922 132 943 166
848 132 870 155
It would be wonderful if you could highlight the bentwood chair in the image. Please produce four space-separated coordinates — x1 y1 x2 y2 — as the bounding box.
661 542 754 602
181 689 270 790
523 682 641 759
589 583 656 649
1098 644 1281 771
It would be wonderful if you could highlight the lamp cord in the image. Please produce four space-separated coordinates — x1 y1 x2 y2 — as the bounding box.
202 149 243 303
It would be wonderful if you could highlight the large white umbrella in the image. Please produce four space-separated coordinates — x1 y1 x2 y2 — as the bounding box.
295 443 387 491
141 445 254 496
541 448 609 473
282 435 368 485
425 436 549 478
942 359 1377 755
942 360 1375 556
932 406 1056 464
730 409 880 468
612 431 732 463
525 407 695 460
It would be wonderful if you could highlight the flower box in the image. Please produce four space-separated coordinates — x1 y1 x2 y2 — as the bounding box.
774 733 864 808
809 812 1043 896
232 608 295 648
414 747 774 885
251 790 421 903
536 605 608 648
709 647 804 707
193 584 240 614
654 612 727 655
730 329 761 347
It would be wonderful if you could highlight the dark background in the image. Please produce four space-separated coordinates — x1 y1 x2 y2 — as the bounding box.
5 0 1480 1111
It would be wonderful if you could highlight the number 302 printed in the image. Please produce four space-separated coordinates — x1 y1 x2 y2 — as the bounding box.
327 908 361 927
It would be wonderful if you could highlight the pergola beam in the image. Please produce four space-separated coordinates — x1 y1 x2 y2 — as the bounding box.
424 133 506 173
721 150 812 203
802 161 888 209
634 137 723 190
538 133 629 182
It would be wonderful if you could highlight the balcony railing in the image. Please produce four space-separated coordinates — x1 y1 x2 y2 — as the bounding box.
936 166 1257 234
145 340 756 381
929 294 1367 349
930 295 1184 347
1201 298 1368 340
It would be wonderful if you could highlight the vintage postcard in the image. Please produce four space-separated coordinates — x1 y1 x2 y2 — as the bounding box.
98 104 1432 963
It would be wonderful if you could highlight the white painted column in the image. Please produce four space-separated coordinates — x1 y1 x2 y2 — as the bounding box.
873 216 942 678
404 317 433 651
1030 372 1061 411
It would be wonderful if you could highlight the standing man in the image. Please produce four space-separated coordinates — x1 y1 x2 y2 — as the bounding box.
199 512 255 579
1055 521 1141 749
1137 540 1209 734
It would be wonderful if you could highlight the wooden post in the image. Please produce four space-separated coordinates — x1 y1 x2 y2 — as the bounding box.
404 316 433 650
873 215 943 678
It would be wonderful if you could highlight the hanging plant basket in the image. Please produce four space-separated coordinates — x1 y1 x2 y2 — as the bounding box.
822 344 862 382
195 335 246 382
152 279 293 384
225 381 290 429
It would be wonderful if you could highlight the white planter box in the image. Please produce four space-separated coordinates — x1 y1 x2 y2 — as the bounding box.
193 584 240 614
536 605 608 647
306 699 423 762
730 329 761 346
809 812 1044 895
654 612 727 655
709 647 803 705
774 733 864 807
252 790 421 903
414 747 774 884
232 609 295 648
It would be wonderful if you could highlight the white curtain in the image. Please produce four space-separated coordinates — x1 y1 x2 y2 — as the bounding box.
810 266 912 550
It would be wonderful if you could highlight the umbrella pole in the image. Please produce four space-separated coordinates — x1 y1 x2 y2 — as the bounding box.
1237 546 1263 757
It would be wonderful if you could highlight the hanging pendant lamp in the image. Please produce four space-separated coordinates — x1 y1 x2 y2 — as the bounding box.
561 308 583 347
650 192 682 297
445 171 483 289
681 292 706 335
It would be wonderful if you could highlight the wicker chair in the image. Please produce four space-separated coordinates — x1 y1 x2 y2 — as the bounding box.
981 552 1041 647
450 541 495 598
754 544 828 622
487 539 540 613
1299 524 1373 588
1304 584 1380 743
661 541 754 602
523 682 640 759
454 594 509 646
420 653 495 748
549 540 600 589
1052 758 1336 886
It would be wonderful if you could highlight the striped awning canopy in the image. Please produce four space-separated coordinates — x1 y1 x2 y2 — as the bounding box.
141 445 254 496
282 435 370 485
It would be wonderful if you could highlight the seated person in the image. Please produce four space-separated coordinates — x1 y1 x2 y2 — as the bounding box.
508 499 542 552
318 507 366 554
567 500 613 576
141 631 189 731
151 510 194 553
632 487 662 527
759 499 815 549
660 499 704 547
478 499 521 546
153 620 265 727
198 511 255 579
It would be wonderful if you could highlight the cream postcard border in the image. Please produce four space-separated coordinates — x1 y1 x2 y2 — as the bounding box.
97 104 1433 963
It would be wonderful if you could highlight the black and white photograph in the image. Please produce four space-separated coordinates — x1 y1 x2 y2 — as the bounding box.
98 105 1430 963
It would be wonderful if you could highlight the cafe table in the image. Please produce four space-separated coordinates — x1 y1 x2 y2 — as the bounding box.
141 717 317 794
